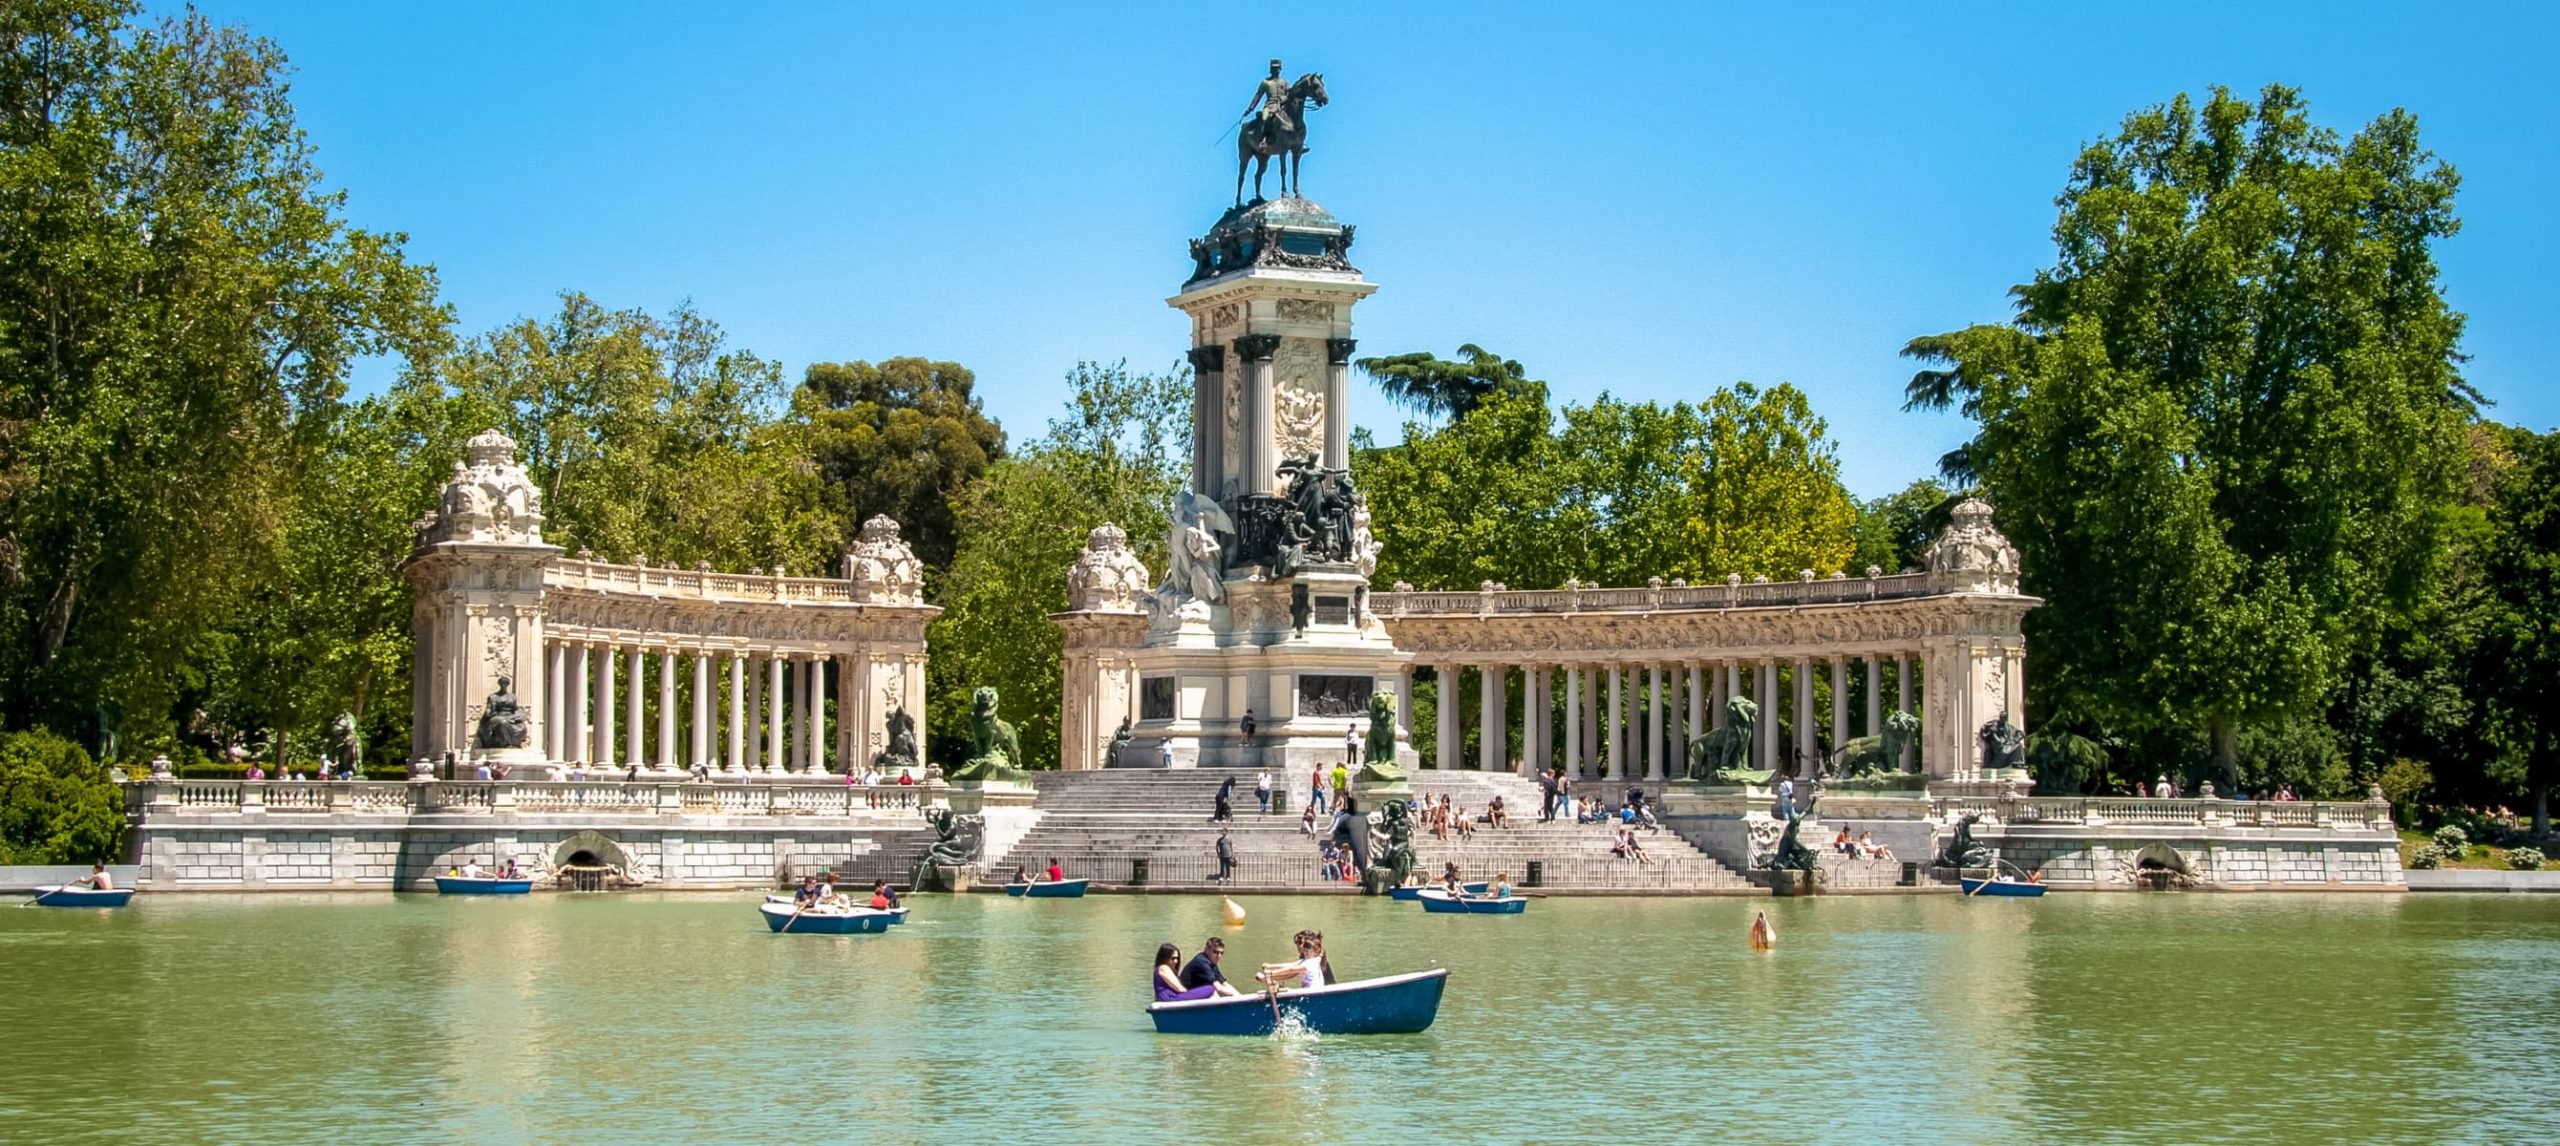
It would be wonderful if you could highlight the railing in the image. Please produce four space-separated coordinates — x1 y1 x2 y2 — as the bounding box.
1373 571 1950 617
127 779 941 821
545 558 866 605
1938 796 2387 831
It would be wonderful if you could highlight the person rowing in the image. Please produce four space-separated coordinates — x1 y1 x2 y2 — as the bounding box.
1438 862 1470 900
83 862 113 891
1256 929 1333 990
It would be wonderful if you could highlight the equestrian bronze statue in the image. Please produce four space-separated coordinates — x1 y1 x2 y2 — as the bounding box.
1236 59 1329 204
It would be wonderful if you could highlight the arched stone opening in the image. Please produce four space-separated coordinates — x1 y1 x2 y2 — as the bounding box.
552 830 633 891
2130 841 2196 889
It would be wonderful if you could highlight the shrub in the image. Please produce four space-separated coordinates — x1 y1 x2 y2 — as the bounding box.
0 729 127 865
2432 825 2470 860
2509 847 2545 872
2407 845 2444 870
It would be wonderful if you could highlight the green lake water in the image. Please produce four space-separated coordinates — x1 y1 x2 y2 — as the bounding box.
3 890 2554 1144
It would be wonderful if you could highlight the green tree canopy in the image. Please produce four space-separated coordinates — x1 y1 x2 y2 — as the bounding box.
924 362 1188 768
801 358 1006 574
1354 344 1527 421
1902 85 2474 778
0 1 446 739
2470 426 2560 833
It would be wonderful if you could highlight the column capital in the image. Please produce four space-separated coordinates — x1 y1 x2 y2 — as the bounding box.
1233 332 1281 361
1325 336 1357 365
1186 344 1226 373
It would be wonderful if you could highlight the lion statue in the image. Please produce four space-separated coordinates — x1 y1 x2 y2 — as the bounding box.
946 686 1029 784
1829 709 1919 779
1353 691 1404 786
1686 695 1759 781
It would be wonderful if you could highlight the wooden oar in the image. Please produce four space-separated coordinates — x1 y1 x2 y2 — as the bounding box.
21 883 70 907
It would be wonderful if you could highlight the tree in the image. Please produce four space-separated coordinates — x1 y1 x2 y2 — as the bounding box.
801 358 1006 575
2471 427 2560 836
1902 86 2474 781
925 362 1188 768
0 728 124 864
1355 344 1527 421
0 2 445 741
1853 479 1954 575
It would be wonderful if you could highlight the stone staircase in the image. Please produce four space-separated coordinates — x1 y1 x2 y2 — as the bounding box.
992 769 1756 893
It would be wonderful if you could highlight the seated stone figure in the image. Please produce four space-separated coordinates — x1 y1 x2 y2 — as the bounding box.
473 676 530 751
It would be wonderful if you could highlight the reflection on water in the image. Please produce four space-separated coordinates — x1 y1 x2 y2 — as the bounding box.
2 891 2555 1144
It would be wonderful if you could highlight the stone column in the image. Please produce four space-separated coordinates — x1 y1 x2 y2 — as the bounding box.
1830 654 1849 760
1606 665 1625 781
1755 660 1777 772
1687 663 1705 753
1643 664 1662 782
1475 664 1498 772
596 644 618 768
657 648 678 772
811 656 829 774
1236 333 1280 495
1186 345 1224 495
1898 651 1916 772
1865 654 1883 741
1712 661 1730 729
622 646 643 770
1324 337 1356 470
1563 667 1582 777
1793 656 1814 777
691 652 712 772
766 654 786 774
1526 666 1548 775
727 655 746 773
568 643 591 763
1435 664 1458 770
546 642 568 761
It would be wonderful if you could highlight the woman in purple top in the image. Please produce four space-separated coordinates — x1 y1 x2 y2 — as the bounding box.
1154 943 1217 1002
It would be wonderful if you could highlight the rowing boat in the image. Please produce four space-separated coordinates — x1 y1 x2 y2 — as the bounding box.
1389 881 1485 901
1004 878 1089 898
1147 969 1448 1035
30 886 134 908
759 901 897 934
1415 888 1526 914
435 876 533 895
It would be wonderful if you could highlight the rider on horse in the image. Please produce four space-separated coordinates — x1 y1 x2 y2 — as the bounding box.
1242 59 1297 135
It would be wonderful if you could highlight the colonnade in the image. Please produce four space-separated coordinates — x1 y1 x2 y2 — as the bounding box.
540 642 848 775
1409 653 1925 780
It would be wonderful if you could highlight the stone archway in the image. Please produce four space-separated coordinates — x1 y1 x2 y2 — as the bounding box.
2130 841 2193 876
551 830 632 872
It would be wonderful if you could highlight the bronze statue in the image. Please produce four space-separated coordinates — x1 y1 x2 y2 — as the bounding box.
473 676 529 750
1938 812 1995 870
912 805 987 891
1236 62 1328 204
1829 710 1920 779
1768 793 1820 872
1979 712 2026 772
1353 691 1404 786
872 705 919 773
1364 798 1416 891
947 687 1029 783
1686 696 1759 781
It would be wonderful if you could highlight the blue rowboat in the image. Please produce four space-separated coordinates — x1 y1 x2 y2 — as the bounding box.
1416 889 1526 914
30 886 133 908
1390 882 1486 902
435 876 534 895
1961 877 2048 898
1148 969 1449 1036
760 902 895 934
1004 878 1090 898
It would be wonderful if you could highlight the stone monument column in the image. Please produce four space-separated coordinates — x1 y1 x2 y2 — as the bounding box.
1187 346 1225 495
1755 660 1778 772
658 647 678 771
1324 337 1356 468
691 651 712 772
403 429 562 775
1235 333 1281 494
626 647 646 770
766 654 786 774
1435 665 1458 769
1054 524 1151 770
1865 654 1883 742
567 642 591 763
1563 666 1582 776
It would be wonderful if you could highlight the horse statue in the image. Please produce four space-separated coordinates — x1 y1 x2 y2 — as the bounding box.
1937 812 1995 870
1236 72 1329 204
1686 695 1759 781
1828 709 1920 778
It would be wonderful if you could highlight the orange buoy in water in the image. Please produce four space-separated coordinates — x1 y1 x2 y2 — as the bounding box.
1748 910 1776 951
1222 896 1247 926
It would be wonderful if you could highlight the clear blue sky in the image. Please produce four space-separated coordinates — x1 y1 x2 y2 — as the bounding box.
172 1 2557 497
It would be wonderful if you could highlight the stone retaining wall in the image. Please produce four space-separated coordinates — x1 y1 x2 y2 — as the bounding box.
135 821 936 891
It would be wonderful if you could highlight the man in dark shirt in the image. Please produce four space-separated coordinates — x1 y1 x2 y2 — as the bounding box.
1539 767 1559 822
1180 936 1240 996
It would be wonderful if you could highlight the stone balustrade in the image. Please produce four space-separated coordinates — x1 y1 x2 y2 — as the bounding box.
1373 571 1943 617
131 779 948 820
546 557 868 604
